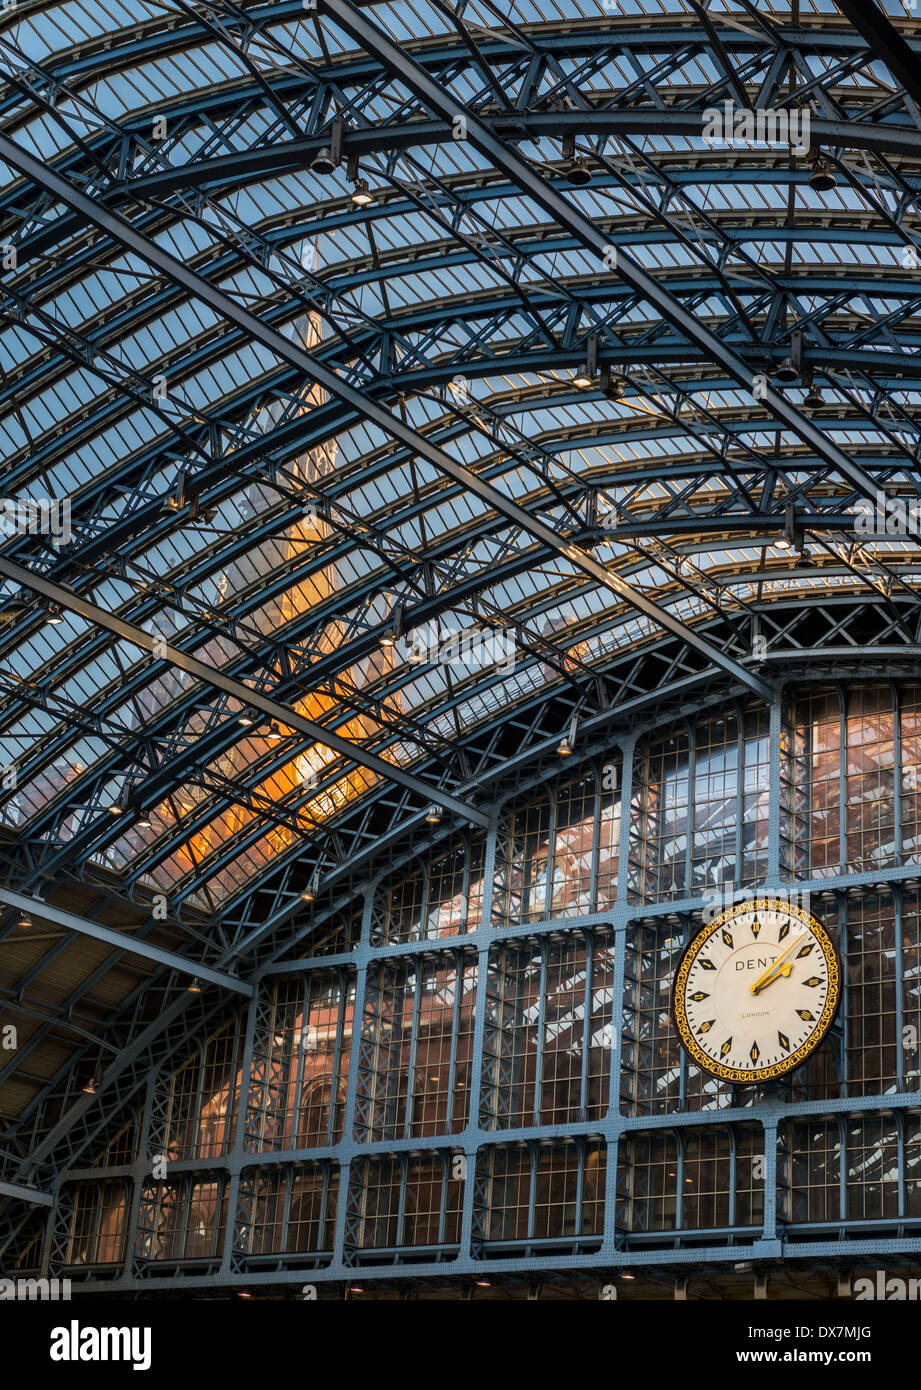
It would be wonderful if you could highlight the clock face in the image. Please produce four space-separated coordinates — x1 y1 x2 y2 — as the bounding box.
672 898 840 1085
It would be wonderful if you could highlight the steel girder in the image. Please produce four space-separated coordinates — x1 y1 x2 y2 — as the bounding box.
0 887 253 996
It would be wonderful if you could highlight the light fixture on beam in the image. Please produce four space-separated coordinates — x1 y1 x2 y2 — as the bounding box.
300 869 321 903
808 148 836 193
557 712 579 757
562 132 591 186
425 804 444 824
310 115 344 175
0 590 29 620
346 150 373 204
777 499 804 553
46 602 63 625
774 329 803 384
267 721 284 742
165 469 188 512
187 978 202 994
381 599 404 649
16 912 32 928
573 333 599 389
82 1072 101 1095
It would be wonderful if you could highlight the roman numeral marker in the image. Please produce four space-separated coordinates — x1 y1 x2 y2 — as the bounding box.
690 991 709 1002
750 916 761 938
778 1031 790 1051
698 1019 715 1034
720 1036 733 1057
722 929 733 948
779 921 790 941
750 1041 760 1063
796 1009 815 1021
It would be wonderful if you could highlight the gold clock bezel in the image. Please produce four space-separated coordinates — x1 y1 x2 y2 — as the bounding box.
671 897 841 1085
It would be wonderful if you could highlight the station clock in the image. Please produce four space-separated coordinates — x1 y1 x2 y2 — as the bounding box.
672 898 840 1084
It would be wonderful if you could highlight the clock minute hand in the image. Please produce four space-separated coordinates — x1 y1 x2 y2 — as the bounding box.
749 934 806 996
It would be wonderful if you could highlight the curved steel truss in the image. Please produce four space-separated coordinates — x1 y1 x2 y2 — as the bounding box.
1 0 921 1252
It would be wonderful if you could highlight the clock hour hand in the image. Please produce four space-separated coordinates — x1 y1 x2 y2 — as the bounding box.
749 934 806 995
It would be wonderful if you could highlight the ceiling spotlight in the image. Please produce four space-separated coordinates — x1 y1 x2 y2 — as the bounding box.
561 132 591 186
165 469 188 512
773 328 804 384
809 152 836 193
776 498 804 553
237 1290 253 1299
187 978 202 994
573 332 600 389
108 802 124 815
382 600 404 649
557 712 579 757
267 721 284 742
300 887 315 903
137 814 152 829
0 591 29 619
620 1272 636 1280
46 603 64 625
425 804 444 825
310 115 344 176
475 1278 491 1287
16 913 32 929
300 870 320 903
310 147 336 176
82 1072 101 1095
350 178 373 206
238 714 254 726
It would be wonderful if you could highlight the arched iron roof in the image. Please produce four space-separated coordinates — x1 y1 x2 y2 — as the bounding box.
1 0 921 1209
